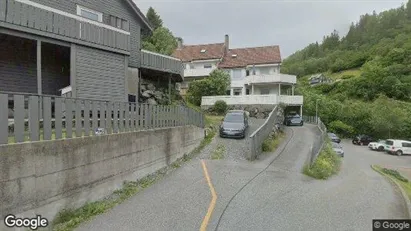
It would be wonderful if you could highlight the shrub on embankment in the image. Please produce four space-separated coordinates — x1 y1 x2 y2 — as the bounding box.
303 139 342 180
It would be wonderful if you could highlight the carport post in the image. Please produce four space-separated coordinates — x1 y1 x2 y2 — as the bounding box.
300 105 303 118
292 85 295 95
37 40 42 96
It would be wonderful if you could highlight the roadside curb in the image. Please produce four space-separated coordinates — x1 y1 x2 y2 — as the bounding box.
371 165 411 219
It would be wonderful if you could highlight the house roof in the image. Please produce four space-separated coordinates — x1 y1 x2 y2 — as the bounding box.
124 0 153 31
218 46 282 68
172 43 226 62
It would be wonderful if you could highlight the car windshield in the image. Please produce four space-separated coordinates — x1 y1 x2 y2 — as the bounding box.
224 113 244 123
385 140 394 145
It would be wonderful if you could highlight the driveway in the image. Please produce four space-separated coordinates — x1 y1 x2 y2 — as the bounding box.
76 125 408 231
196 118 266 161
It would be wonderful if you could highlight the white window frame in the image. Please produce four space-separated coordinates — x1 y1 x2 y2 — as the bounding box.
77 5 103 22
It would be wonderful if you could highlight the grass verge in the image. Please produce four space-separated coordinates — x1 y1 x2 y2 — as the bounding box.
51 125 217 231
303 139 342 180
211 143 225 160
372 165 411 202
262 132 286 152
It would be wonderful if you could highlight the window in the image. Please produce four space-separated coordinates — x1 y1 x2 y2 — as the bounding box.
204 64 212 69
226 90 231 95
259 67 271 75
246 70 250 76
77 5 103 22
402 142 411 148
246 89 250 95
260 88 270 95
128 94 136 103
189 64 195 69
109 15 128 30
232 69 242 79
201 49 206 53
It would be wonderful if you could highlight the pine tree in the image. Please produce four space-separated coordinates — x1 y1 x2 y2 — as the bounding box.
146 7 163 30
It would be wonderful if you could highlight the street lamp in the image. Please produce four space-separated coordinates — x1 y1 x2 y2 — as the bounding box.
315 99 320 124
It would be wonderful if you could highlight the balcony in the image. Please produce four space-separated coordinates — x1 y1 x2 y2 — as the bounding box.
140 49 184 80
0 0 130 53
184 68 216 78
246 74 297 85
201 95 303 107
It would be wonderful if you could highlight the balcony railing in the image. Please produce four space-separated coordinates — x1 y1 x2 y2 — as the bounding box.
184 68 216 77
246 74 297 85
141 49 184 77
201 95 303 106
0 0 130 52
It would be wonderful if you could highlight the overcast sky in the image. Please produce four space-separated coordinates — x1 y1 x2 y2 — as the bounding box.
135 0 406 58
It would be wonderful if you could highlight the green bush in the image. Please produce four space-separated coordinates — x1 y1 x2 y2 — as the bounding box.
262 132 285 152
304 140 341 179
328 120 355 138
213 100 228 115
186 70 230 106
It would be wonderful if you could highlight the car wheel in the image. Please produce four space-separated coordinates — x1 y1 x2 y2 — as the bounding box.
300 122 303 126
352 140 356 145
396 150 403 156
378 146 384 151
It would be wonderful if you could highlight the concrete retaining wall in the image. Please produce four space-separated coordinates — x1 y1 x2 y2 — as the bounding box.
0 125 204 225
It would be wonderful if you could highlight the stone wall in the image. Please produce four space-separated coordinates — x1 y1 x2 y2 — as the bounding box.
0 125 204 227
139 78 182 105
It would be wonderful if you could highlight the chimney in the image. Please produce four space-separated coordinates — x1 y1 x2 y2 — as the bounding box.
177 40 183 49
224 34 229 53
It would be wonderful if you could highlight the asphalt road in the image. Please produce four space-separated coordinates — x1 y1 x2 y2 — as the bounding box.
77 125 409 231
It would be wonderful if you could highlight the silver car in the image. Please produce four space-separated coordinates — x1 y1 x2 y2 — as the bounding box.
331 142 344 157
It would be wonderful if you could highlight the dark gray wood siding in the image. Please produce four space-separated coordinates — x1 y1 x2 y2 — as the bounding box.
0 35 37 93
30 0 143 67
76 45 126 102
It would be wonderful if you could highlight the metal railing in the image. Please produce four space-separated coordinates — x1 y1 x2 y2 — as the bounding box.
306 117 328 165
1 92 205 145
248 105 283 160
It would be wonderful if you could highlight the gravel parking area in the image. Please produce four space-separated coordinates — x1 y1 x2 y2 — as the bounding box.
197 118 266 161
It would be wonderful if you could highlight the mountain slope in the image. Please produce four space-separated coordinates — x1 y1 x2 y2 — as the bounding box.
283 1 411 139
283 0 411 102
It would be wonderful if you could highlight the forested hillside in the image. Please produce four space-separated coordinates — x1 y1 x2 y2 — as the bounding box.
282 0 411 139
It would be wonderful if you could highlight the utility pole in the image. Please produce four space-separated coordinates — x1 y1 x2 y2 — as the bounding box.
315 99 320 124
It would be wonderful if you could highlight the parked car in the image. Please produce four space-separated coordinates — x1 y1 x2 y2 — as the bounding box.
284 115 303 126
384 139 411 156
328 133 341 143
368 139 386 151
331 142 344 157
352 135 373 145
219 110 249 139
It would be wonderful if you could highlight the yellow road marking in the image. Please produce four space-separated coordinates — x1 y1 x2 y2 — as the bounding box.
200 160 217 231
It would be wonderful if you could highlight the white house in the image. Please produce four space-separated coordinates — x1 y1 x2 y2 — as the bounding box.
172 35 303 114
172 36 227 95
